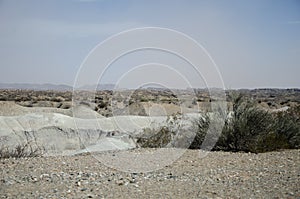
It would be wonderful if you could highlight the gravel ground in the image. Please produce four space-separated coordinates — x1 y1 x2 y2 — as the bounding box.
0 149 299 199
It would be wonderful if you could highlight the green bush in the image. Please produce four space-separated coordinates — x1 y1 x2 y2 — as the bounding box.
217 95 274 152
136 93 300 153
273 105 300 148
189 114 210 149
191 94 299 153
253 132 290 153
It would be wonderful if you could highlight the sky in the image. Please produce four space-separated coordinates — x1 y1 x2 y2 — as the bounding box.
0 0 299 89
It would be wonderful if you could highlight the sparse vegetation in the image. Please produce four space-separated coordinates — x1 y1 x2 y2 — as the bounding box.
1 89 299 154
137 113 183 148
137 93 300 153
0 142 44 159
196 95 299 153
137 126 173 148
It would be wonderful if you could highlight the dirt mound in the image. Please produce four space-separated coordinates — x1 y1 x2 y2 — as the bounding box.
0 101 105 119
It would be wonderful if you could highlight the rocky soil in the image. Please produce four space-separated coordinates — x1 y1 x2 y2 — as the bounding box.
0 149 299 199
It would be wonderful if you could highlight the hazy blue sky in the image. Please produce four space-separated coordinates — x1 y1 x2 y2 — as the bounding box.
0 0 299 88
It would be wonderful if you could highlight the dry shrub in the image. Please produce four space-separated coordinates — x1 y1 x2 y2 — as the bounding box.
0 142 44 159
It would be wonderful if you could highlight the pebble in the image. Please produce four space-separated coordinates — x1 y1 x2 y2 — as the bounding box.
115 180 125 186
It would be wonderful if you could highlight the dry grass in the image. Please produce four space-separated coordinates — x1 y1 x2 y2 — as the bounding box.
0 142 44 159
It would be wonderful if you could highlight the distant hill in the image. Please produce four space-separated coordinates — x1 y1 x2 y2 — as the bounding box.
0 83 117 91
78 84 116 91
0 83 73 91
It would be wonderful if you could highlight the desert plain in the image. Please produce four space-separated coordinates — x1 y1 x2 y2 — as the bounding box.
0 88 299 198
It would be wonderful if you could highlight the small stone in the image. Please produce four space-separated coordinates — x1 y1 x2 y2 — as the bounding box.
40 174 50 181
81 188 87 191
32 177 38 183
116 180 124 186
128 178 136 183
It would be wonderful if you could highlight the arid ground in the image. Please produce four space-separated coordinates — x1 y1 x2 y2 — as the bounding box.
0 149 299 198
0 88 299 198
